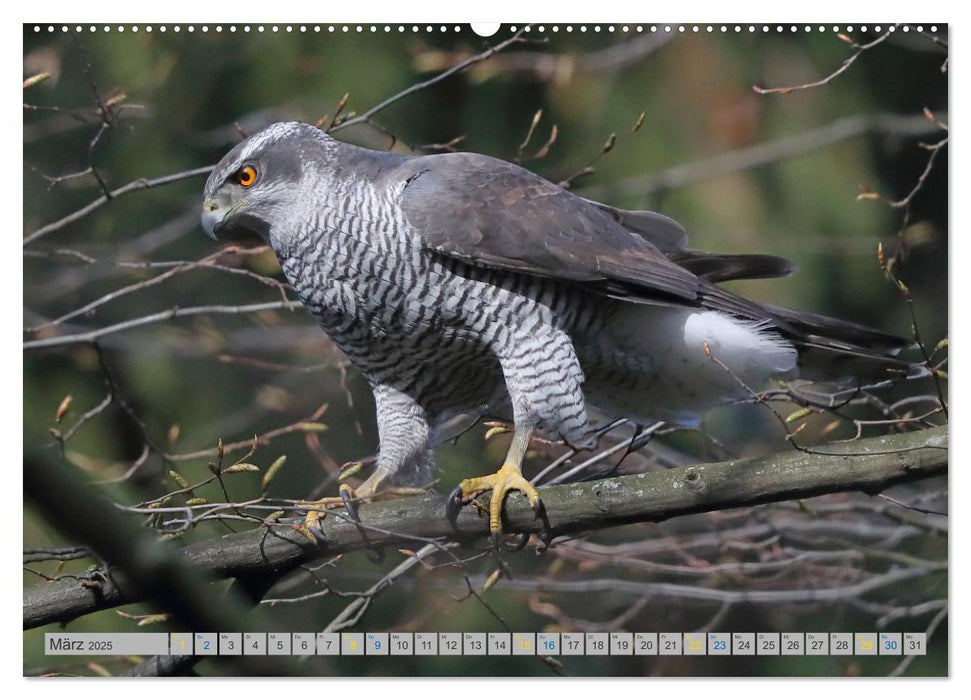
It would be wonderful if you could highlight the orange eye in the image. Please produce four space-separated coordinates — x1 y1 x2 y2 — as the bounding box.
236 165 257 187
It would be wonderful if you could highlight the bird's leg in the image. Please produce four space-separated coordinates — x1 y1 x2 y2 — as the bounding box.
303 384 431 534
301 494 344 533
301 466 392 531
447 425 543 545
338 466 393 520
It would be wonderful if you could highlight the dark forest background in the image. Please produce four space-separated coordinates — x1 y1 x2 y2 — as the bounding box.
23 24 947 676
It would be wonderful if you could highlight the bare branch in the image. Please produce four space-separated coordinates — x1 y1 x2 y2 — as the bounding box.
25 246 289 334
24 425 946 629
581 112 945 200
888 137 949 209
417 32 673 83
23 166 214 247
331 28 528 135
23 300 303 352
753 28 896 95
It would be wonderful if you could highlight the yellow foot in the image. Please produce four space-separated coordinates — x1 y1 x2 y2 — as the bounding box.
301 483 357 533
446 464 544 538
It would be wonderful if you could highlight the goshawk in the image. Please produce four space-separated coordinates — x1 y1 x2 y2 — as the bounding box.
201 122 908 540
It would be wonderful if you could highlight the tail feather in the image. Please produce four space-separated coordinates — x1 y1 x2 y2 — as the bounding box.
791 339 919 382
761 303 917 382
763 303 912 355
694 285 915 383
671 250 798 283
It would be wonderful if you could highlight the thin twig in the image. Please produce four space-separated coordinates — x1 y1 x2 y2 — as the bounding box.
331 28 528 134
753 27 897 95
23 301 303 351
24 166 214 247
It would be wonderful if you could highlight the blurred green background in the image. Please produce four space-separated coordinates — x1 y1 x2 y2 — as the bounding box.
23 23 947 677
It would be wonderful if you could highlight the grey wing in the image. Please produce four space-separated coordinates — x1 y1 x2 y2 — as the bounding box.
670 250 798 283
394 151 913 379
587 200 798 283
397 152 705 305
583 199 689 254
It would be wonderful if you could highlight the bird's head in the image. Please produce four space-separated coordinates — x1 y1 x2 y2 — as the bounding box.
201 121 331 244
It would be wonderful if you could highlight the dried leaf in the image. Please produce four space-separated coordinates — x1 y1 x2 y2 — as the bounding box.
23 72 51 89
785 407 813 423
484 425 510 440
136 614 169 627
224 462 260 474
87 662 112 677
483 568 502 591
262 455 287 490
533 124 558 159
339 461 363 480
56 395 72 423
398 548 435 570
820 420 841 438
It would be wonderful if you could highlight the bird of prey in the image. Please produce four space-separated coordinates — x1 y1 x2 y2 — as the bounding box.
201 121 909 541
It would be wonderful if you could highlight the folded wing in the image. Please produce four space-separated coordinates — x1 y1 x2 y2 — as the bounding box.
397 151 912 378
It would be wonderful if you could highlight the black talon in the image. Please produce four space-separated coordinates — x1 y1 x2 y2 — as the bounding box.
502 532 530 552
339 484 360 523
446 484 465 526
307 516 326 542
532 498 545 518
490 530 501 552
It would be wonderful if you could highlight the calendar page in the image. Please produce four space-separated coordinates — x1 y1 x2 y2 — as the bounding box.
23 18 948 679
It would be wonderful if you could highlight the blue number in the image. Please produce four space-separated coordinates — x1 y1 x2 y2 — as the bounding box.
714 640 726 650
203 641 210 650
885 640 898 650
375 641 382 650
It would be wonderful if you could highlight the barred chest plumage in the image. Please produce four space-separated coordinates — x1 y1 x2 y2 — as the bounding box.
273 178 601 422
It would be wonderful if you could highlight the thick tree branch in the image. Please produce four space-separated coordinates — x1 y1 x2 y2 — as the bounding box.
24 425 946 629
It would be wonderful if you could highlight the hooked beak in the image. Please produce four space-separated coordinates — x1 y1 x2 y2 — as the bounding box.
201 197 226 240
